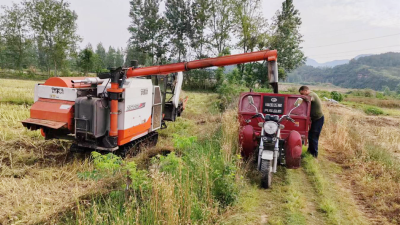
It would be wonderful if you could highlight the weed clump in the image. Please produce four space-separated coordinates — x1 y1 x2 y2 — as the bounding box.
330 91 343 102
70 106 242 224
363 105 384 115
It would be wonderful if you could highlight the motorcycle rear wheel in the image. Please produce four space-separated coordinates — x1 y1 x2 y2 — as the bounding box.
260 159 273 189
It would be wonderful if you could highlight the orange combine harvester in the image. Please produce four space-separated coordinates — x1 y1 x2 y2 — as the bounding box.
22 50 279 156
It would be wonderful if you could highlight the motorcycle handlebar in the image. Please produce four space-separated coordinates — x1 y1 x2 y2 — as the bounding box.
246 114 296 124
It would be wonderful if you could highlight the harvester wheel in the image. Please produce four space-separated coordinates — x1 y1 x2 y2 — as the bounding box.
260 159 273 189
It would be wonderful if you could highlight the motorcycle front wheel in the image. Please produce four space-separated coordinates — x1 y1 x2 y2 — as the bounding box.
260 159 273 189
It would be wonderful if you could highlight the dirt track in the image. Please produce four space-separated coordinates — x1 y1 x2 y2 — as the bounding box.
224 102 400 225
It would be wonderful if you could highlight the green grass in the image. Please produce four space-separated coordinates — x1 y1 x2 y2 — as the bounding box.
302 145 370 225
365 143 400 181
63 129 240 224
302 153 340 224
284 170 308 225
342 101 400 116
363 105 384 115
61 92 242 224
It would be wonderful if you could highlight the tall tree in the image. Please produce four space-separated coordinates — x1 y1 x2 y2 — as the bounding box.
165 0 191 62
232 0 267 53
208 0 233 56
0 34 5 69
106 46 116 68
128 0 167 65
189 0 210 59
95 43 107 69
125 44 152 67
232 0 268 82
127 0 142 58
24 0 80 76
269 0 305 80
77 44 94 76
0 3 31 70
115 48 124 67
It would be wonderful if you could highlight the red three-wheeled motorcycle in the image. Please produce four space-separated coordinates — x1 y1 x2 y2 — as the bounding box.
238 60 311 188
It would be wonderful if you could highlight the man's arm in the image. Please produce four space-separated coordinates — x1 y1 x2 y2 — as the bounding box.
301 95 311 102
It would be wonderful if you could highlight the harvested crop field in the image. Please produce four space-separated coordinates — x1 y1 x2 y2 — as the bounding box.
0 78 226 224
2 78 400 224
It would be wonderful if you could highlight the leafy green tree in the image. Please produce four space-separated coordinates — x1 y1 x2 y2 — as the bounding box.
95 43 107 69
383 86 391 96
227 68 241 84
128 0 167 65
0 35 5 69
269 0 305 80
396 84 400 95
189 0 210 59
215 67 225 86
242 62 267 87
143 0 167 64
232 0 267 53
0 3 32 70
125 44 152 67
165 0 191 62
24 0 81 76
106 46 116 68
77 45 94 76
232 0 268 83
115 48 124 67
208 0 233 56
92 53 103 73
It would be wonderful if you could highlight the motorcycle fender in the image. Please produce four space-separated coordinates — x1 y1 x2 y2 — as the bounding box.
285 130 303 169
240 125 256 158
261 150 274 160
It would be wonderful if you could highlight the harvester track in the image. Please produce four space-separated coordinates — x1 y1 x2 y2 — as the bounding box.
69 131 159 158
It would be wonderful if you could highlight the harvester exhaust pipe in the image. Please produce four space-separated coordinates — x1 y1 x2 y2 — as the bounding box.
71 77 104 85
104 68 124 148
268 60 279 94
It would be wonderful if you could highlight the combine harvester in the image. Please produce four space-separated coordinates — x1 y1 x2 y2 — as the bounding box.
21 50 281 156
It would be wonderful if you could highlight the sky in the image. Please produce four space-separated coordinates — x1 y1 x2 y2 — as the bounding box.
1 0 400 63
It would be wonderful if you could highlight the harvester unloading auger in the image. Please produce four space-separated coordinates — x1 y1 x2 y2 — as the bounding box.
22 50 279 156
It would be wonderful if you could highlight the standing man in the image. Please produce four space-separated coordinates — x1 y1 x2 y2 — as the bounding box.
299 86 324 158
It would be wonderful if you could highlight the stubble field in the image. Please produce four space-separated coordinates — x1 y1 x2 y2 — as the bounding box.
1 78 400 224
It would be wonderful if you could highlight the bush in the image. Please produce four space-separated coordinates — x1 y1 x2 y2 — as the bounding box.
216 83 248 110
350 89 375 98
364 89 374 97
330 91 343 102
286 86 297 94
376 92 385 99
363 106 384 115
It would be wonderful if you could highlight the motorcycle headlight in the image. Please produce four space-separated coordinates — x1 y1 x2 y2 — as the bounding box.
263 121 278 135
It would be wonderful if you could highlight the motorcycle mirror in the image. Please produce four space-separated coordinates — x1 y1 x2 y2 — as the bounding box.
294 98 303 107
248 96 255 105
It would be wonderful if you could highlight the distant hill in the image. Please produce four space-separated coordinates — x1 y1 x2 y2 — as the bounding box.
306 54 373 68
288 52 400 91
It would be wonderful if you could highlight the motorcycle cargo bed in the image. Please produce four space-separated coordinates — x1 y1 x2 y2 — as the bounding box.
238 92 311 146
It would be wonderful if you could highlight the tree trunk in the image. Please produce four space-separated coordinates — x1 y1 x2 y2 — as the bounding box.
54 60 57 77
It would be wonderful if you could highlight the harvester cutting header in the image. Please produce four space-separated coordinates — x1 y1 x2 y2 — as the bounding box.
22 50 279 155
